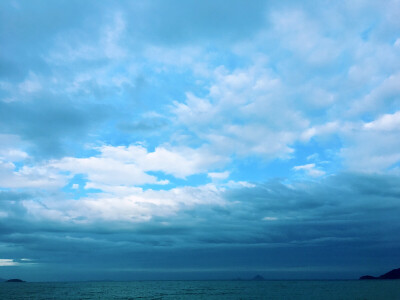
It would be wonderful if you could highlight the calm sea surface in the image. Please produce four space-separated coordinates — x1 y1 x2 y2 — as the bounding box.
0 280 399 299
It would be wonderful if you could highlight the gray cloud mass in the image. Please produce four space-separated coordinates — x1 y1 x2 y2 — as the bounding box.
0 173 399 280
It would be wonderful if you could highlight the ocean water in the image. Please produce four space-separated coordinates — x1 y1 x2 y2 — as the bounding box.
0 280 399 299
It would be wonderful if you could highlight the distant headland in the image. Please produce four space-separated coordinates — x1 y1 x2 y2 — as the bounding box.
360 268 400 280
5 279 26 282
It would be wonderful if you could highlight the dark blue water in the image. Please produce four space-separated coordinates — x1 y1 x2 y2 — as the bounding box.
0 280 399 299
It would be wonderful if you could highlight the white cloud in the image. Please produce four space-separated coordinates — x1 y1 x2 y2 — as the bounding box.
172 65 309 160
47 11 127 64
270 9 342 65
52 156 160 186
364 111 400 131
99 145 227 178
263 216 278 221
208 171 230 180
0 259 19 267
225 180 256 188
300 122 340 142
340 112 400 172
298 111 400 173
141 146 224 178
23 200 72 222
207 124 297 158
293 163 325 177
349 73 400 116
23 184 226 223
0 141 227 197
0 160 67 189
0 148 28 162
102 11 127 59
340 133 400 172
306 153 319 161
28 143 228 203
172 93 216 128
0 135 66 189
18 72 42 94
98 144 226 179
144 46 211 76
341 146 400 173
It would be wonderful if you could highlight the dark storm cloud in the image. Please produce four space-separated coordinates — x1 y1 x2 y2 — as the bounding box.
0 173 399 280
222 173 400 244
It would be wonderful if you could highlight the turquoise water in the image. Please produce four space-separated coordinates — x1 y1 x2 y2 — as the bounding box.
0 280 399 299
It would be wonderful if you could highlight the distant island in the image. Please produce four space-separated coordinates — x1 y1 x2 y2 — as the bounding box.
360 268 400 280
232 275 265 281
6 279 25 282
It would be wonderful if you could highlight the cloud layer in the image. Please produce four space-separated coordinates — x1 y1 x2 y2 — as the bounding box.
1 0 400 280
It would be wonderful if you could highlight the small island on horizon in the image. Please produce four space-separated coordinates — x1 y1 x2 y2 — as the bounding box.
5 279 26 283
231 275 265 281
360 268 400 280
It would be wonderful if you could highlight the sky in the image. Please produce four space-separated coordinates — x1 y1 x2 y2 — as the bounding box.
1 0 400 281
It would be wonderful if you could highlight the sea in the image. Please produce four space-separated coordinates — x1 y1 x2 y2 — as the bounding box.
0 280 399 299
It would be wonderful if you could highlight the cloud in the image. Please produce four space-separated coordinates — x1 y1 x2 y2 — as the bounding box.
262 216 278 221
349 73 400 116
19 183 225 224
47 10 127 63
172 65 308 160
269 9 342 66
123 0 268 45
293 163 325 177
0 134 29 162
52 156 160 186
118 116 168 133
1 0 400 281
0 259 19 267
208 171 230 181
300 122 340 142
98 144 227 178
18 72 42 94
0 96 108 158
364 110 400 131
339 111 400 172
0 160 67 189
0 173 399 280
